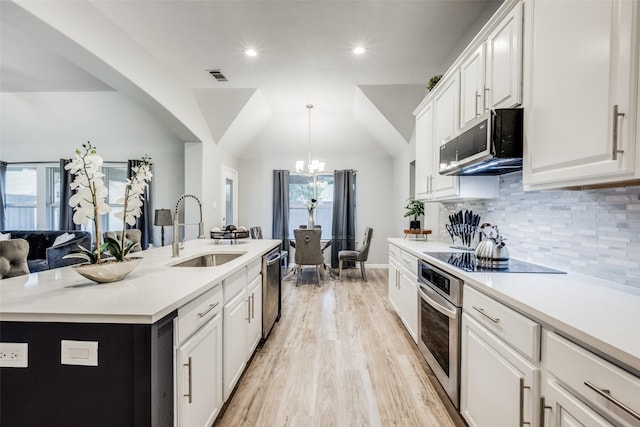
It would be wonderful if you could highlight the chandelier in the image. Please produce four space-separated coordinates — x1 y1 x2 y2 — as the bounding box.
296 104 325 176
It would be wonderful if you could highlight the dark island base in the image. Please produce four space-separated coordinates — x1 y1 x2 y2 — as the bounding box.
0 313 176 427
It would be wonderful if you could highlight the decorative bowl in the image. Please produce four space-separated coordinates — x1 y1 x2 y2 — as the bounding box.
73 257 143 283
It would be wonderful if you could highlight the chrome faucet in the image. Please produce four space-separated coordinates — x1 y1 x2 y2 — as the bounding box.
173 194 205 257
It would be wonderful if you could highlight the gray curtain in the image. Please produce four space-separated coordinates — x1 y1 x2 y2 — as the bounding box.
59 159 80 231
127 160 154 250
331 169 357 268
271 170 290 255
0 161 6 231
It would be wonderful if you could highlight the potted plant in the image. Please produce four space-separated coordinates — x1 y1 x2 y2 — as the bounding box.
426 74 443 92
404 198 425 230
64 142 152 283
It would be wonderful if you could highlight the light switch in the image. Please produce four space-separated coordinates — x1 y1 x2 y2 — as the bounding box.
61 340 98 366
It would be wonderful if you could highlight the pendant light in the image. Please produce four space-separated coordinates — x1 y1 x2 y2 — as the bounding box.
296 104 324 176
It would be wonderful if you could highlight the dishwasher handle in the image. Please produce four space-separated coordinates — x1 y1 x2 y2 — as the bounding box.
266 252 281 266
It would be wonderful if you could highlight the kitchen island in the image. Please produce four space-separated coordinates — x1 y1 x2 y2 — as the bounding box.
0 238 281 427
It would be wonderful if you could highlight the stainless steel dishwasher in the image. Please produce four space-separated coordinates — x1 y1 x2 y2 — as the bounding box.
262 247 282 339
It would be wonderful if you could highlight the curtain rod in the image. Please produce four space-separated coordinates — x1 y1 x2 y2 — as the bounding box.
3 160 126 165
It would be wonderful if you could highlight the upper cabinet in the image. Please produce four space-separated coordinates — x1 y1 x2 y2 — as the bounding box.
459 3 523 129
523 0 639 190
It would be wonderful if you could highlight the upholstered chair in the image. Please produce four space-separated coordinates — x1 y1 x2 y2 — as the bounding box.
293 228 324 286
0 239 30 279
103 229 142 253
338 227 373 282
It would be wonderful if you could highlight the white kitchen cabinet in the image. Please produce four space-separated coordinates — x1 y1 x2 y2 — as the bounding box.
388 252 401 313
542 378 615 427
175 285 224 427
461 313 539 427
399 269 417 342
414 100 433 199
223 288 248 401
542 331 640 427
523 0 639 189
484 2 522 110
176 313 223 427
413 78 499 202
460 45 485 128
247 274 262 356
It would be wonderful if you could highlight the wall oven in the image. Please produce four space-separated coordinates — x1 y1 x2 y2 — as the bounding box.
417 259 463 409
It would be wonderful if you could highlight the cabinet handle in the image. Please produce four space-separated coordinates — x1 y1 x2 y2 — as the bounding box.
612 104 625 160
197 302 219 318
247 297 251 323
251 293 255 319
584 381 640 421
519 378 531 426
484 87 490 111
475 90 481 117
472 306 500 323
183 356 192 404
540 396 552 427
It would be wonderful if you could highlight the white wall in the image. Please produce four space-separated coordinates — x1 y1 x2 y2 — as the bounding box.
1 91 185 243
238 154 394 265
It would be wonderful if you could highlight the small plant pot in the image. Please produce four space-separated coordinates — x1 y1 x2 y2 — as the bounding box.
410 220 421 230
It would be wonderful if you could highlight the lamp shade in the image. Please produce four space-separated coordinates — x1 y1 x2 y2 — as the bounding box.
154 209 173 227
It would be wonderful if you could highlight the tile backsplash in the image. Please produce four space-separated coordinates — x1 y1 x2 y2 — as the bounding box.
440 172 640 288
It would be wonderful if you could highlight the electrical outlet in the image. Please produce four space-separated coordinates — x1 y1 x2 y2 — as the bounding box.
0 343 28 368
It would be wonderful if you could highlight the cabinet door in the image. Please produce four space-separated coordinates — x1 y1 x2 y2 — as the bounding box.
543 378 614 427
223 289 248 401
432 74 459 198
247 275 262 355
176 314 223 427
524 0 637 189
461 313 538 427
485 2 522 109
388 258 401 314
399 272 418 343
460 45 485 127
414 101 434 199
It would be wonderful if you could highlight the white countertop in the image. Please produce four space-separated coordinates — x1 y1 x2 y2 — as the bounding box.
0 239 281 324
389 238 640 375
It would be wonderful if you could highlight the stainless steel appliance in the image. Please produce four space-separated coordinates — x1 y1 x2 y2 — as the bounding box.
417 259 463 409
439 108 523 176
262 248 282 339
424 252 566 274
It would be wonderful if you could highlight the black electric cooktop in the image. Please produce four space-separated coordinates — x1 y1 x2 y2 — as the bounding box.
424 252 566 274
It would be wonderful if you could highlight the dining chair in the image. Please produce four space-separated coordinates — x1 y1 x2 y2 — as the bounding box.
293 228 324 286
0 239 30 279
338 227 373 282
251 225 289 274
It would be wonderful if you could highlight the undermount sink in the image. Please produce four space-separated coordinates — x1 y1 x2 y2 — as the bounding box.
171 252 245 267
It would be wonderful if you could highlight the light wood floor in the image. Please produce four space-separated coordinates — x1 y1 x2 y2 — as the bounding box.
214 267 456 427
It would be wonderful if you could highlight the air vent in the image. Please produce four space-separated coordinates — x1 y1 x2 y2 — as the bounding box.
207 69 227 82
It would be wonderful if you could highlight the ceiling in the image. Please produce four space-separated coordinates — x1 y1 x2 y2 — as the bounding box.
0 0 502 158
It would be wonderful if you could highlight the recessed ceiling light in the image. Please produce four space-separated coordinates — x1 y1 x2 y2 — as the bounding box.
245 49 257 57
353 46 366 55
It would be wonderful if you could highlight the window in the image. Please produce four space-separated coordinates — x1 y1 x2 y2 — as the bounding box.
288 173 333 239
4 163 127 232
6 166 38 229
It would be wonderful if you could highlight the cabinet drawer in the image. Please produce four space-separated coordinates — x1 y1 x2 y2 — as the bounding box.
544 331 640 426
399 251 417 277
224 268 246 302
176 284 223 344
389 244 401 260
464 286 540 361
247 258 261 282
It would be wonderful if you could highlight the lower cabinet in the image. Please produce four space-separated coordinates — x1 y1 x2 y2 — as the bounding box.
388 255 401 313
223 288 249 401
388 244 417 343
399 269 417 342
247 274 263 356
461 313 539 427
176 313 223 427
542 377 614 427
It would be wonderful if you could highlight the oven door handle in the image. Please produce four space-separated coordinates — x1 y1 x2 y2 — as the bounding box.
418 283 458 319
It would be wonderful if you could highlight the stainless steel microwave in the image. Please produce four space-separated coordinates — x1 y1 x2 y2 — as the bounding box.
439 108 523 176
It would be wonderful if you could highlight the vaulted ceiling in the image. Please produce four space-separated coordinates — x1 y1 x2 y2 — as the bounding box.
1 0 501 158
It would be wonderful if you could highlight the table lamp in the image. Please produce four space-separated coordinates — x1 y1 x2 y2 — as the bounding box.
154 209 173 246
